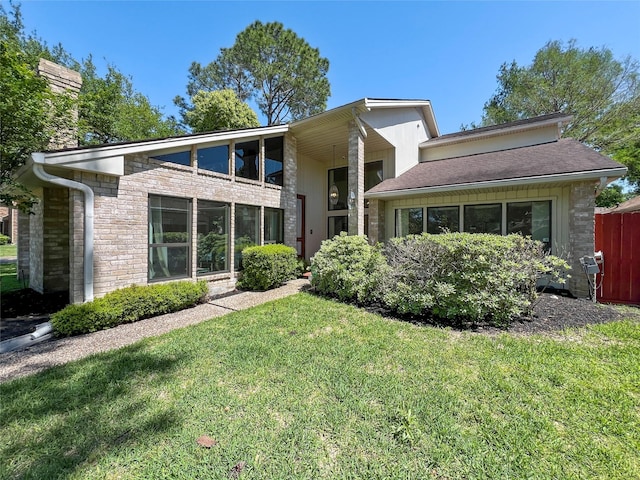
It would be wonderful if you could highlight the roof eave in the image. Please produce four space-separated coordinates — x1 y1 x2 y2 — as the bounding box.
365 167 628 199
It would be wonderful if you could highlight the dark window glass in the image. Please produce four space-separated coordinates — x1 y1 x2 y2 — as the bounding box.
328 167 348 210
265 137 284 186
235 204 259 269
427 206 460 234
197 200 229 275
328 216 348 238
507 201 551 250
148 195 191 281
364 161 383 208
464 204 502 234
235 140 259 180
198 145 229 174
151 150 191 166
395 208 423 236
265 208 284 244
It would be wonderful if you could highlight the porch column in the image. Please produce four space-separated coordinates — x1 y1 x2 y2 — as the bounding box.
368 198 385 244
283 133 298 248
568 181 596 298
348 121 365 235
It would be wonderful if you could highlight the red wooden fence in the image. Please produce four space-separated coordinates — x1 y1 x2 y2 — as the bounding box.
595 212 640 304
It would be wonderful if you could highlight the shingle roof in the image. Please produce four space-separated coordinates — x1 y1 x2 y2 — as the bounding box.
434 113 568 141
599 195 640 214
367 139 625 195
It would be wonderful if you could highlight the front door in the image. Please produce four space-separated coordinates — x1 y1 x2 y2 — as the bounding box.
296 194 305 258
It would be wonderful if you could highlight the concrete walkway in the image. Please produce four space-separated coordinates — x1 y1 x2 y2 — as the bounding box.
0 278 311 383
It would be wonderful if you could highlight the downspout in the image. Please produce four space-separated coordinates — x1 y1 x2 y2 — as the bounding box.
31 153 94 302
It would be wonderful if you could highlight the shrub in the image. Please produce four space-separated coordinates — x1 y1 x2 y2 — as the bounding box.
310 232 385 304
237 244 298 290
0 234 9 245
51 280 209 337
379 233 569 326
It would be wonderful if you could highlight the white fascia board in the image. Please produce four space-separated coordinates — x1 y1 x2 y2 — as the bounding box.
419 115 572 148
364 167 628 199
40 125 289 166
364 99 431 109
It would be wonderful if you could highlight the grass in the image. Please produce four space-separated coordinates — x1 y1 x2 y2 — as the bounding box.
0 262 24 294
1 293 639 479
0 244 16 257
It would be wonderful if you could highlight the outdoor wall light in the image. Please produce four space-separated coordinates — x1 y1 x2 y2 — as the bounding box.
329 145 339 206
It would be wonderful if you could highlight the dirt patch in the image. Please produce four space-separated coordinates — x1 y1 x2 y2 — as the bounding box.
1 289 69 339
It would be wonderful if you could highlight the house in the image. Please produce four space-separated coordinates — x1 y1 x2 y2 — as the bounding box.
15 62 627 304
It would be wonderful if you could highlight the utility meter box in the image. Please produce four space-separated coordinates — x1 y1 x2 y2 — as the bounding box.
580 256 600 274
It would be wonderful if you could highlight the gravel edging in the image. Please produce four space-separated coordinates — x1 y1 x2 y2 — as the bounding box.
0 279 310 383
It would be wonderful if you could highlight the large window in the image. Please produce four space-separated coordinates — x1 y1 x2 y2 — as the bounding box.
265 208 284 244
364 161 383 208
265 137 284 186
151 150 191 166
507 201 551 250
427 206 459 234
148 195 191 281
328 166 348 210
464 204 502 234
328 216 348 238
395 208 423 236
235 204 260 268
197 201 229 275
235 140 259 181
198 145 229 174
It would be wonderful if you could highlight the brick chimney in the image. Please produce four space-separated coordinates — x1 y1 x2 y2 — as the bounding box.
37 58 83 149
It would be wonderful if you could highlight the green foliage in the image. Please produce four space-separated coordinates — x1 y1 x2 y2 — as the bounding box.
51 280 208 337
482 39 640 190
197 232 228 272
310 232 385 303
185 21 330 125
379 233 570 326
178 89 259 132
237 244 298 291
0 234 9 245
596 183 633 207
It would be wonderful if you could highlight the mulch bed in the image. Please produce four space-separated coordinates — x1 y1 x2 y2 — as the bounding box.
1 289 69 339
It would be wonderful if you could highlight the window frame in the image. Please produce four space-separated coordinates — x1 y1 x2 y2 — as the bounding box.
196 200 230 276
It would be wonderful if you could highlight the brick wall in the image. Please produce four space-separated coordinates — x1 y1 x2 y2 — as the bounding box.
568 181 596 298
28 194 44 293
17 211 30 283
43 187 70 293
70 146 292 300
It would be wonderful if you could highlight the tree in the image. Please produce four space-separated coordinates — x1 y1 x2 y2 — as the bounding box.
595 183 631 208
78 57 183 145
180 89 259 132
183 21 330 125
482 40 640 189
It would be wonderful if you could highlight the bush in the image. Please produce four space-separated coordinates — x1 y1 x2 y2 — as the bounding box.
0 234 9 245
379 233 569 326
237 244 298 290
51 280 209 337
310 232 385 304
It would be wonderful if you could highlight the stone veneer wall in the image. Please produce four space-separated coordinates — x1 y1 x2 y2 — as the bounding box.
68 138 295 301
568 181 596 298
17 211 30 283
28 193 44 293
348 121 365 235
367 198 385 244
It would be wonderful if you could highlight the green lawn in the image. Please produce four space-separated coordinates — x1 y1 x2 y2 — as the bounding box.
0 244 17 257
1 293 638 479
0 262 23 294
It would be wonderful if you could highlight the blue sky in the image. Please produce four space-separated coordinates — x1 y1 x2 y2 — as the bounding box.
8 0 640 134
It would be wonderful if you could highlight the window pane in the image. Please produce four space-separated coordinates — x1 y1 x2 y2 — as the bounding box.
328 167 348 210
507 201 551 250
149 246 189 280
427 206 459 234
464 204 502 234
265 137 284 186
328 216 348 238
151 150 191 166
149 196 189 244
365 161 383 191
235 204 259 269
235 140 259 180
197 200 229 275
265 208 284 244
148 195 190 281
198 145 229 174
395 208 423 236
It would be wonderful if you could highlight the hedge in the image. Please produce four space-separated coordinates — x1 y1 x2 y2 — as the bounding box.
237 244 298 291
51 280 209 337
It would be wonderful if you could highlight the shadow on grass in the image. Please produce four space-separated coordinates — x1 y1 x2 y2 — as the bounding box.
0 343 187 478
